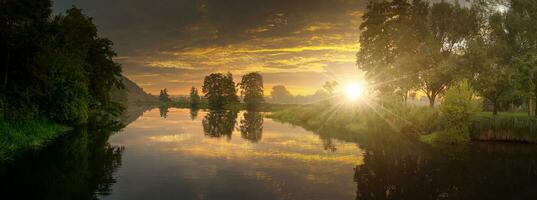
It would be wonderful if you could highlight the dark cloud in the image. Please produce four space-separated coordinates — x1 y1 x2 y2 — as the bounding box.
53 0 367 95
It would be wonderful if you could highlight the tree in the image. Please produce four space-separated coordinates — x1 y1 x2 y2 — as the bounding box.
507 0 537 117
465 12 515 115
270 85 294 104
53 7 123 112
0 3 124 125
357 0 478 107
189 86 201 108
0 0 53 119
159 88 171 102
202 73 239 108
239 72 264 108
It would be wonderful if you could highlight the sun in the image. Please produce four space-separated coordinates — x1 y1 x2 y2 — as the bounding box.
343 82 365 101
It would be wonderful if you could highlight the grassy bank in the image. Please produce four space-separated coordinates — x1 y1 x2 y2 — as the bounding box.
268 103 396 134
269 104 537 144
0 120 71 161
470 112 537 143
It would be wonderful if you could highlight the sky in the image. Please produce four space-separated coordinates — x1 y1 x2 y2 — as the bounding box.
53 0 366 96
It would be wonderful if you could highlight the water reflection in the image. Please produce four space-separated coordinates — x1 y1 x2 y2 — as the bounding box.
350 143 537 200
189 107 199 120
159 105 169 118
239 111 263 142
202 110 238 139
110 108 361 199
4 107 537 199
0 120 125 199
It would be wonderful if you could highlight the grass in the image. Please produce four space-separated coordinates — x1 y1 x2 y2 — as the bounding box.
268 103 393 134
0 119 71 161
470 112 537 143
270 102 537 144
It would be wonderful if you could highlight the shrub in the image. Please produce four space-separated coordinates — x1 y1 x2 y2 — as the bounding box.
424 80 479 144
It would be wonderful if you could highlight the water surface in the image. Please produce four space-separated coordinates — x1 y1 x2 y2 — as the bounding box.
2 107 537 200
104 108 362 200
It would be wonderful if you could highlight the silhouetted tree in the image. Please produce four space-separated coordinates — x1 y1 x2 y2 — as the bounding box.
202 73 239 108
159 88 171 102
190 86 200 108
0 2 123 125
239 72 264 108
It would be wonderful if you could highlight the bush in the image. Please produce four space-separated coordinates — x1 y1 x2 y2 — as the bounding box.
423 80 479 144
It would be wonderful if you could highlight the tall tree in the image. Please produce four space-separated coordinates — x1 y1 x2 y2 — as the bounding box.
466 12 515 115
0 3 123 124
357 0 478 107
53 8 123 110
202 73 239 108
239 72 264 108
507 0 537 117
159 88 171 102
0 0 53 119
190 86 201 108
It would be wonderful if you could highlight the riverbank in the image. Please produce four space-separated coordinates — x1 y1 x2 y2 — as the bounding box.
470 112 537 143
0 120 71 161
268 104 537 144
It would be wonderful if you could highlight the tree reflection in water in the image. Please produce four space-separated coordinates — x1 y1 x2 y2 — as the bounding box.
239 111 263 142
349 135 537 200
159 105 169 118
202 110 238 139
189 107 199 120
0 117 125 200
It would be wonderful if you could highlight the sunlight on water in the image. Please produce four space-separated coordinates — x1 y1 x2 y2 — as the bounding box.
105 108 363 200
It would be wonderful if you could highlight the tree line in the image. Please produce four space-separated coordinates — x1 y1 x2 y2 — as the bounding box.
158 72 265 109
1 0 124 125
357 0 537 116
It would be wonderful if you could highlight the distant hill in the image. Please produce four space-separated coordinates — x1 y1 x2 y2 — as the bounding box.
111 76 157 104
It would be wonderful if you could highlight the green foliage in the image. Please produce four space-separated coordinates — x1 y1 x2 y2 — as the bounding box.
464 11 516 115
0 3 123 125
426 80 478 144
358 0 477 106
202 73 239 109
38 45 89 124
471 112 537 142
52 7 123 114
400 106 442 135
239 72 265 108
0 119 70 161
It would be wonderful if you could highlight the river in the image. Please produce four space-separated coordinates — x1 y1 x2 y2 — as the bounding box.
1 107 537 199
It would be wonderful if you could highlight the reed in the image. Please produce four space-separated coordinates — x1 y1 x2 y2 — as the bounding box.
0 120 70 161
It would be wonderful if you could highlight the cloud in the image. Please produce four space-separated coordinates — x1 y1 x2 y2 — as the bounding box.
59 0 366 94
